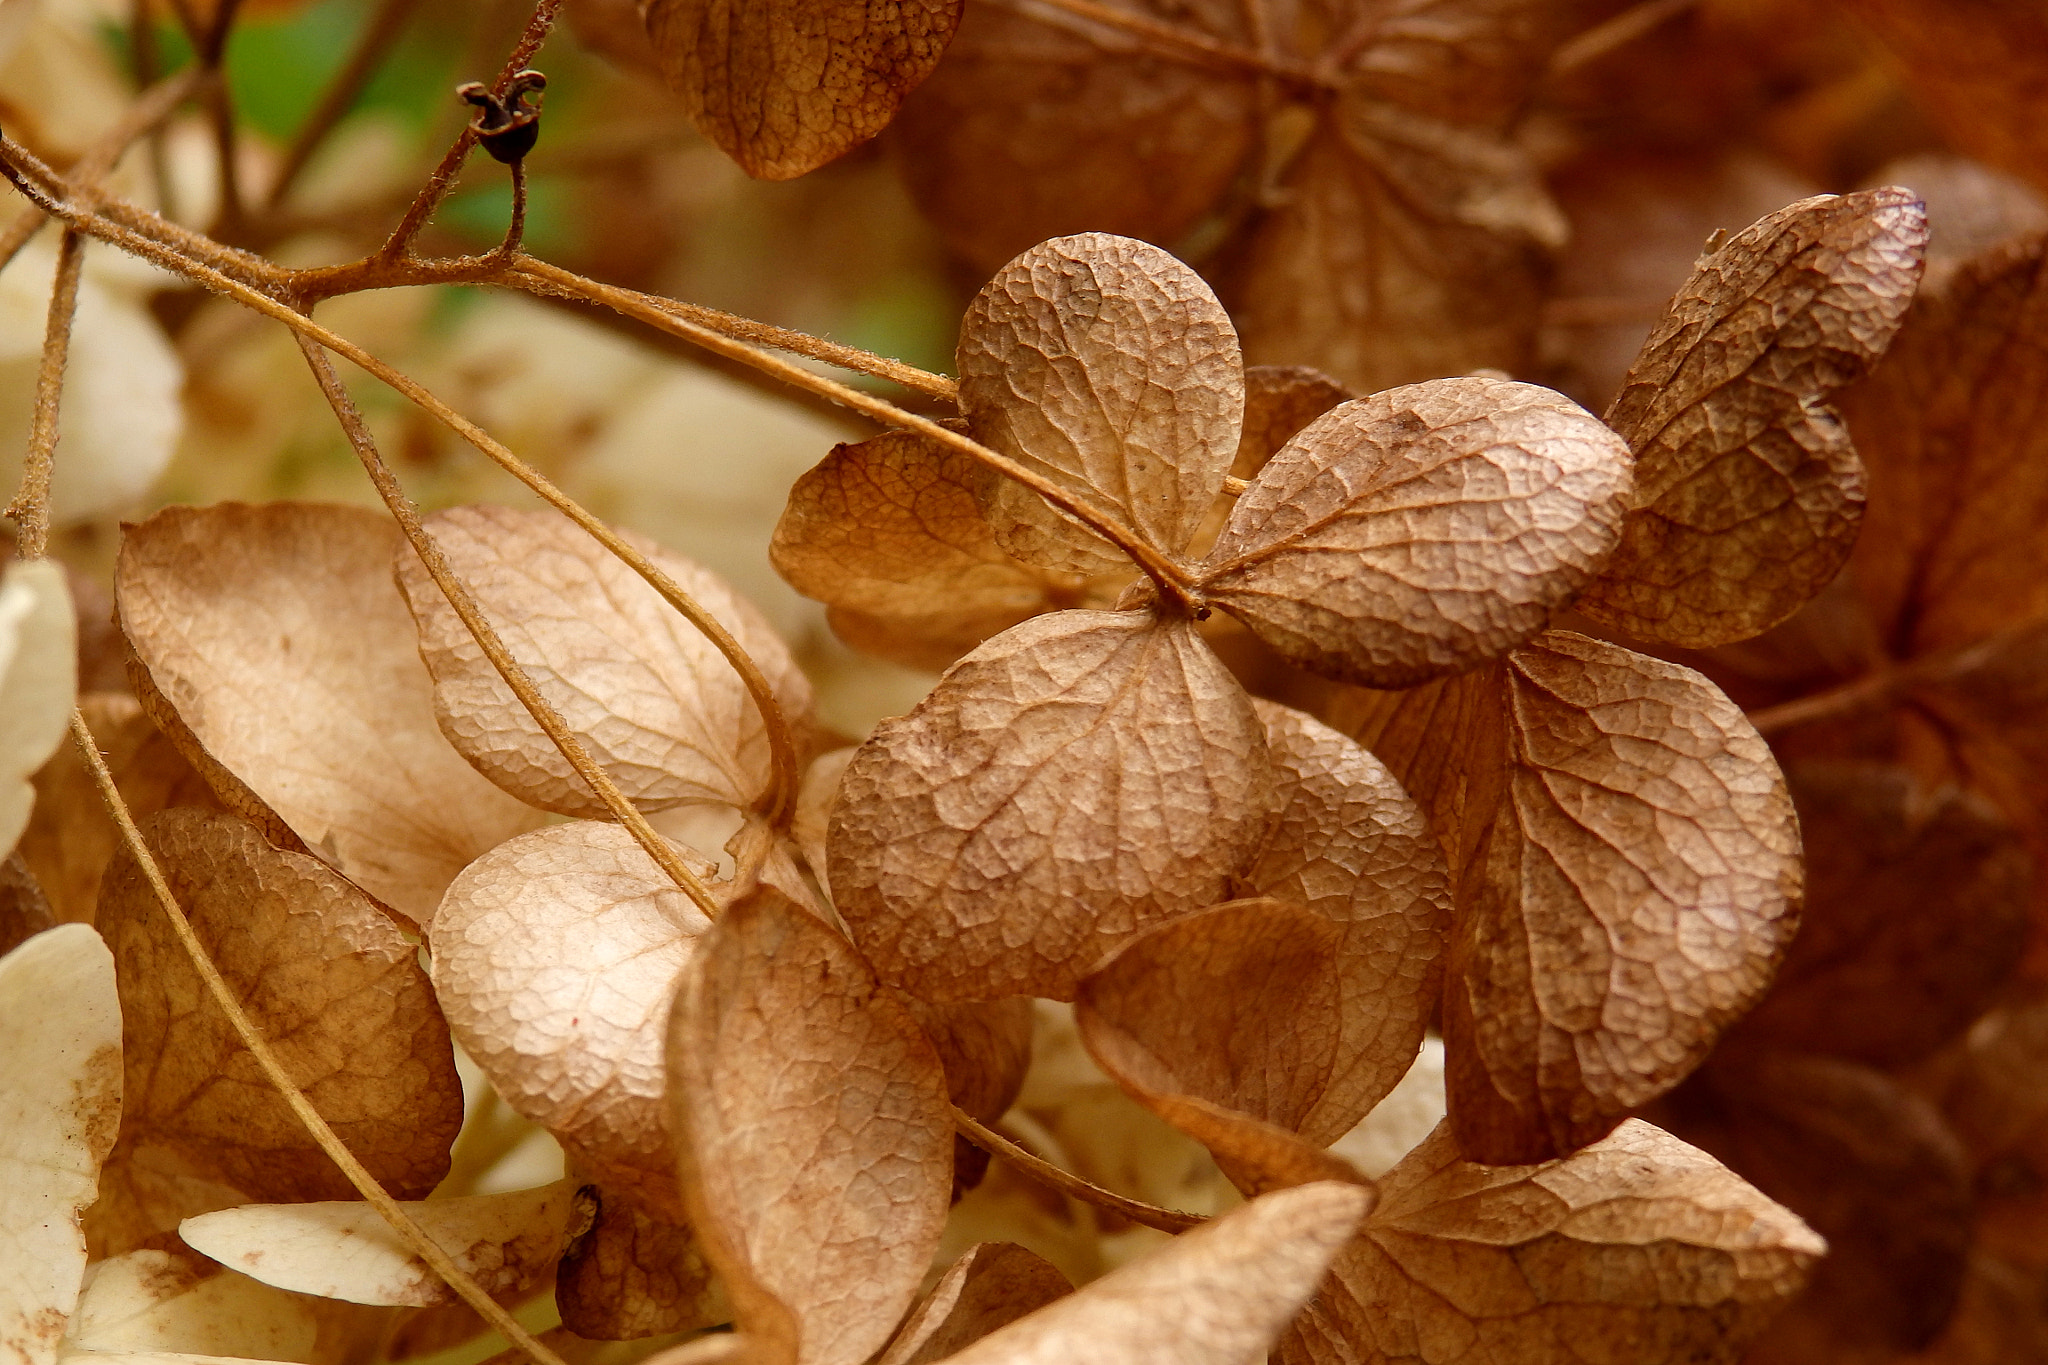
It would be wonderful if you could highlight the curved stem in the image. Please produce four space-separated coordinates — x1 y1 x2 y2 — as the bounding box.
298 334 724 915
68 710 572 1365
509 258 957 403
0 166 805 830
951 1105 1205 1234
513 256 1199 609
380 0 563 261
3 229 84 558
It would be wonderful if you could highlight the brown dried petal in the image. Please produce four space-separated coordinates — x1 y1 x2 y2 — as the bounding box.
90 808 462 1255
940 1181 1373 1365
669 888 953 1365
1284 1119 1823 1365
0 854 55 957
115 503 544 925
959 234 1243 574
397 505 812 819
1239 701 1449 1142
874 1244 1070 1365
1841 229 2048 657
20 692 217 926
644 0 961 180
829 610 1273 1002
1077 898 1345 1136
1660 1053 1973 1359
771 431 1072 670
1223 123 1553 397
1317 666 1510 887
1201 379 1632 688
0 925 120 1365
431 820 715 1215
1728 764 2030 1067
1445 632 1802 1163
556 1181 727 1341
1234 367 1354 482
890 0 1255 274
1575 188 1929 648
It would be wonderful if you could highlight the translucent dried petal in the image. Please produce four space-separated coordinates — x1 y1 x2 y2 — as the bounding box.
0 925 119 1365
431 820 715 1214
115 503 544 925
397 504 812 819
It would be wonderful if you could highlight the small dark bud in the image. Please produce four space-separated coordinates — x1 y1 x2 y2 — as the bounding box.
458 69 547 164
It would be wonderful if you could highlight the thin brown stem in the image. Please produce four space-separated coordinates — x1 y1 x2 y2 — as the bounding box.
988 0 1329 89
512 257 1198 609
0 66 205 274
509 260 957 402
379 0 563 261
1746 630 2026 737
0 159 808 827
201 0 250 234
493 158 528 258
296 334 725 913
951 1106 1205 1234
3 230 85 558
267 0 423 208
65 709 572 1365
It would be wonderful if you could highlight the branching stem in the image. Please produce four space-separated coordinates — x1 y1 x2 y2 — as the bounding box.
66 709 573 1365
3 229 84 558
951 1105 1206 1234
379 0 563 261
297 334 726 914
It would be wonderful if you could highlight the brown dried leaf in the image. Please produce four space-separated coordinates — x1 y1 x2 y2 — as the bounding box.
890 0 1255 274
89 808 462 1255
1317 666 1510 886
1661 1052 1974 1359
958 234 1243 575
940 1181 1372 1365
874 1243 1070 1365
1841 229 2048 657
20 692 217 926
430 820 716 1214
177 1181 578 1308
1574 189 1929 648
556 1182 727 1341
1077 898 1346 1136
0 925 120 1365
1729 764 2030 1067
669 888 953 1365
397 505 812 820
1200 379 1632 688
1223 111 1557 396
771 431 1076 671
0 853 55 956
1239 701 1449 1142
643 0 962 180
1446 632 1802 1163
1234 367 1354 483
1282 1119 1823 1365
115 503 545 925
829 610 1273 1002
